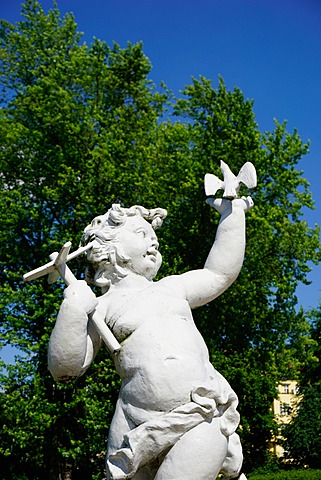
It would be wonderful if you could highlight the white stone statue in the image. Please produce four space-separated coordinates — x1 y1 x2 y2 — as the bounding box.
42 163 256 480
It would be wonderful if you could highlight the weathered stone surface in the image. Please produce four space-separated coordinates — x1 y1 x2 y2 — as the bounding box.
48 175 254 479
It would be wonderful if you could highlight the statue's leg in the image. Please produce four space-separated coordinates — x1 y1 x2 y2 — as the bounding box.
106 399 158 480
132 462 159 480
154 417 228 480
220 432 244 479
106 398 137 480
107 398 133 458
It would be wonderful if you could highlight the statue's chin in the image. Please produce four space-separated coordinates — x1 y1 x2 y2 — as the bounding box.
126 254 162 281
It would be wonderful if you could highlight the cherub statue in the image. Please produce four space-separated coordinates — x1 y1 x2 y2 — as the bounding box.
45 164 255 480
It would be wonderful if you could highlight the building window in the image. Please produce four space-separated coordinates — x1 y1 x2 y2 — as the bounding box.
280 403 291 415
283 383 290 394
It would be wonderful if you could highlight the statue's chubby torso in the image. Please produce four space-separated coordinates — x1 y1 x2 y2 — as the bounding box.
96 280 212 412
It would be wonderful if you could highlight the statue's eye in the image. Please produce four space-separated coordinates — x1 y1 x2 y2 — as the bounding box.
136 229 146 237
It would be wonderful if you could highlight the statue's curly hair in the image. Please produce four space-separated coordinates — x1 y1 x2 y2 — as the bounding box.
81 204 167 289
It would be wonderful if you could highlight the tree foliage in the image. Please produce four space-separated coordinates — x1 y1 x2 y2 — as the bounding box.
282 382 321 469
282 308 321 468
0 1 320 478
171 77 320 468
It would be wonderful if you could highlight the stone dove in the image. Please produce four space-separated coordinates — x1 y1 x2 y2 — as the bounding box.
204 160 257 199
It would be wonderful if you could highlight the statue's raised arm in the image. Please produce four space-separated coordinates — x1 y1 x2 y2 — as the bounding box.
164 160 256 308
172 194 254 309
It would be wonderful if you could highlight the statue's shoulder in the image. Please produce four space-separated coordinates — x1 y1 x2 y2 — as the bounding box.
96 290 113 316
156 274 186 298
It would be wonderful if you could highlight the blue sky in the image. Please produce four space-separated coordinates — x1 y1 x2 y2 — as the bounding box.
1 0 321 362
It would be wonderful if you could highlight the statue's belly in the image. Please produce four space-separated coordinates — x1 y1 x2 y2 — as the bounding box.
114 316 211 412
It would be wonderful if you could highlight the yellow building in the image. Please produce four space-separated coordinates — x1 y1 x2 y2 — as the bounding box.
271 380 299 457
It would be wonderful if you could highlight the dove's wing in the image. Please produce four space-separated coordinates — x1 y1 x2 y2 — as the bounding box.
204 173 224 196
237 162 257 188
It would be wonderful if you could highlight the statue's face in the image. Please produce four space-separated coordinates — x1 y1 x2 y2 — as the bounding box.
117 215 162 280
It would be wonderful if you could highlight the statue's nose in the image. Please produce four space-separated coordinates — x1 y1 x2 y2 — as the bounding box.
150 237 159 250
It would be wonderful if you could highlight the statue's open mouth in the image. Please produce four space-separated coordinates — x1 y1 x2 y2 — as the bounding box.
144 251 157 262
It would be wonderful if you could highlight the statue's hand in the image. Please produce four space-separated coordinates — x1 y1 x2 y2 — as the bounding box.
206 197 231 214
63 280 98 314
206 196 254 214
233 195 254 213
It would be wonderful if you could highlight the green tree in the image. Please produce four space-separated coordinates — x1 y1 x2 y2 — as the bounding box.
172 77 321 469
0 1 167 478
0 1 320 478
282 382 321 469
282 308 321 468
